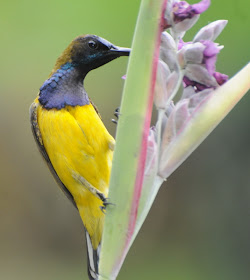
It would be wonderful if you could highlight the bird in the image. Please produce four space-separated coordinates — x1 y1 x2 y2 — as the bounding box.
30 34 130 280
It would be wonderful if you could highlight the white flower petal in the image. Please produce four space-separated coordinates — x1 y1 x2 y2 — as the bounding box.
174 99 190 132
154 60 170 109
193 20 228 42
185 64 218 87
181 86 196 99
160 32 178 71
182 42 206 64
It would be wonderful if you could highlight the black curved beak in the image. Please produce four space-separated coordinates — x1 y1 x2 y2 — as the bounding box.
110 46 131 56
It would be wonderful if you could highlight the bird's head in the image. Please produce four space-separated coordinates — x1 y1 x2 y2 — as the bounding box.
51 34 130 75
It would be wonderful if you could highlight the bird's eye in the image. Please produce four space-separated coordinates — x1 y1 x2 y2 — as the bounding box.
88 40 98 49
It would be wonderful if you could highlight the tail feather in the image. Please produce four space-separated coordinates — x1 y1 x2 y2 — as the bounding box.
86 231 101 280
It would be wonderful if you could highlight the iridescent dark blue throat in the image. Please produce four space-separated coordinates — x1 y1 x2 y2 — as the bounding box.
39 63 90 109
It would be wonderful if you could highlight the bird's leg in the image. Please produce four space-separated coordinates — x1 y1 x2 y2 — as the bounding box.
111 107 120 124
73 173 113 212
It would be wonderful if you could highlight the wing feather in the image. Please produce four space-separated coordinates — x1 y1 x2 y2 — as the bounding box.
29 101 77 208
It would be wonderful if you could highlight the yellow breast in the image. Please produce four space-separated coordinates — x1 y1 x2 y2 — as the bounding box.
37 102 115 248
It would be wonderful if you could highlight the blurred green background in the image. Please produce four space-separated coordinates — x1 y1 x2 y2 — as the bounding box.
0 0 249 279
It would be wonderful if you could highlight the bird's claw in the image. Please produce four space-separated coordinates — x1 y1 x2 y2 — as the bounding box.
111 107 120 125
97 193 115 213
114 107 120 118
99 201 115 214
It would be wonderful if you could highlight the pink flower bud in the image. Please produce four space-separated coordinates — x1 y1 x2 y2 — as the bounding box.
164 0 211 35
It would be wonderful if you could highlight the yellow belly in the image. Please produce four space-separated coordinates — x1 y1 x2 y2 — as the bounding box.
37 103 114 248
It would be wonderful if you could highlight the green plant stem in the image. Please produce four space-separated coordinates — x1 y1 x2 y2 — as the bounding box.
130 174 165 247
98 0 167 279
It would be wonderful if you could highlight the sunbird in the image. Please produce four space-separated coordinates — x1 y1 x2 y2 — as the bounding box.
30 35 130 280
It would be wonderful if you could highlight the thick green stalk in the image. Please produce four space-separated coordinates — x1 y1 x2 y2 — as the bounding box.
130 175 164 247
98 0 167 279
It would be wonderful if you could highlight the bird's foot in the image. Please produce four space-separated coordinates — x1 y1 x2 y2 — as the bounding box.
111 107 120 124
98 194 115 213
